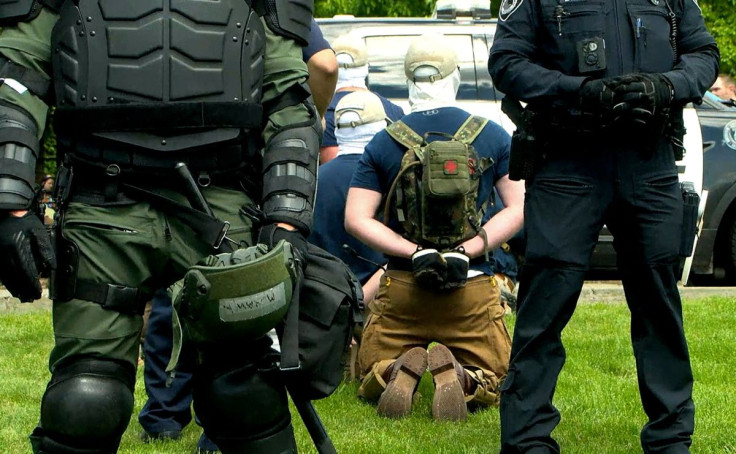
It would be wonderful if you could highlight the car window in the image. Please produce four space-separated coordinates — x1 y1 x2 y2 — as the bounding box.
364 34 478 100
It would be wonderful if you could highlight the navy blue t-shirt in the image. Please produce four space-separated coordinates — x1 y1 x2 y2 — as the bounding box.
302 18 330 62
350 107 511 275
309 154 386 284
322 90 405 148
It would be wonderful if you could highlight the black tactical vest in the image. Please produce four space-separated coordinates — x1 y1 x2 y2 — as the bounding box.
51 0 265 169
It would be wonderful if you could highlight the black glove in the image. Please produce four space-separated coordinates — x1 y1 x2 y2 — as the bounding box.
611 73 674 125
0 211 56 302
411 248 447 290
258 223 309 266
578 78 619 113
440 250 469 291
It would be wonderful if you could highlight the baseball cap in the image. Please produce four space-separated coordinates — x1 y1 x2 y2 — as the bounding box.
404 33 458 82
332 34 368 68
335 91 387 129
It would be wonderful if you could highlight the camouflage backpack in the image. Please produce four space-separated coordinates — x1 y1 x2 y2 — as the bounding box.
383 115 493 250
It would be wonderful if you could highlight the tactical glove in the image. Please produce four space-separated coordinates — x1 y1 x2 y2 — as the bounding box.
440 250 469 291
611 73 674 125
0 211 56 302
578 78 619 113
411 248 447 290
258 223 309 266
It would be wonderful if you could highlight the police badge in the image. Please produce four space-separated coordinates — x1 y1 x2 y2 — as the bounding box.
500 0 524 21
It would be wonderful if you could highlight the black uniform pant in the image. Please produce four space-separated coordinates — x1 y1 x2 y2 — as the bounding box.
500 138 694 453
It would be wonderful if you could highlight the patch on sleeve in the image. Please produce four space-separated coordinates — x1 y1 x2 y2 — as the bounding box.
499 0 524 21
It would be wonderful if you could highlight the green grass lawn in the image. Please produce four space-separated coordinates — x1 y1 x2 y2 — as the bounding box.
1 297 735 453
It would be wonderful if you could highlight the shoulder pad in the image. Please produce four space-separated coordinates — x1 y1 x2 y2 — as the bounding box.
254 0 313 47
0 0 63 24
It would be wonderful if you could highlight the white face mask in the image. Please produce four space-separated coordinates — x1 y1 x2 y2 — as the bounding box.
336 64 369 91
407 68 461 112
335 120 388 156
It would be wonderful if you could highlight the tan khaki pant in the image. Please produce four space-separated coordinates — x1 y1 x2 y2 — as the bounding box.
358 270 511 406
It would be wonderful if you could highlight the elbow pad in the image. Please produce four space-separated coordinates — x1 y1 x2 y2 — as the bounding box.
261 108 321 234
0 103 40 211
254 0 313 46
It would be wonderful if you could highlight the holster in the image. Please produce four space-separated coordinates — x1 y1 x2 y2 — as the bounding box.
508 129 538 181
679 182 699 257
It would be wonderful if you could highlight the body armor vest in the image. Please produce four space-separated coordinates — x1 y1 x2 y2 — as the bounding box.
50 0 265 168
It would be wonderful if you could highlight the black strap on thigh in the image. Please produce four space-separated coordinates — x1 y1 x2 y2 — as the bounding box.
73 280 149 315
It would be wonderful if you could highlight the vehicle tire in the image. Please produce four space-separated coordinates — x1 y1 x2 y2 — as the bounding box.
727 217 736 283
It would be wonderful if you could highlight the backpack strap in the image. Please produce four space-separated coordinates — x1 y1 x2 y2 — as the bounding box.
455 115 493 173
386 120 424 149
453 115 488 145
455 115 493 259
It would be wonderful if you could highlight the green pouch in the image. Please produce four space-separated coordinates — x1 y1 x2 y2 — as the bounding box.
423 137 478 197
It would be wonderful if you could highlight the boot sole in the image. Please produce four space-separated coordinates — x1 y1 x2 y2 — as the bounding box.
377 347 428 418
428 344 467 421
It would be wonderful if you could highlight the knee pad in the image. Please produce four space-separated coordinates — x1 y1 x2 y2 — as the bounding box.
193 362 294 450
34 359 135 454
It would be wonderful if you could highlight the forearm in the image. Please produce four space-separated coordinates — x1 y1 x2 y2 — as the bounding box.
489 52 586 102
346 217 417 259
460 207 524 259
664 45 720 104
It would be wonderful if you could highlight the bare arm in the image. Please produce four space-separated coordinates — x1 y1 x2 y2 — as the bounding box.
345 187 418 259
361 266 384 304
319 146 339 164
307 48 338 118
459 175 525 258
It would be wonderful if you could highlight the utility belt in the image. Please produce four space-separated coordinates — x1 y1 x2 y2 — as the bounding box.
57 135 263 202
502 98 685 181
536 105 674 141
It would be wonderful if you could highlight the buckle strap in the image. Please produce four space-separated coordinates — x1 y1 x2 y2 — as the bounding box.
0 57 51 101
280 266 302 373
122 183 230 250
74 280 148 315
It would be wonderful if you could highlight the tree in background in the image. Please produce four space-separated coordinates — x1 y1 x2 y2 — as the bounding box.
700 0 735 77
315 0 433 18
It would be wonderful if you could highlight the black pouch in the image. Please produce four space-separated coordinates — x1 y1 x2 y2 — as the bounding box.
280 243 363 400
508 129 537 181
679 182 700 257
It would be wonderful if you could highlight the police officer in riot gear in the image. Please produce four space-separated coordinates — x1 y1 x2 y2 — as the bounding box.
488 0 719 451
0 1 323 453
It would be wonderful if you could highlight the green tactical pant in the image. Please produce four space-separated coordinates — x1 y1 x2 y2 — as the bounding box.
50 186 255 373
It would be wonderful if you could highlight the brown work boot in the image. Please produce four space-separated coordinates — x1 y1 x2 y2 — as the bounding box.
376 347 428 418
428 344 474 421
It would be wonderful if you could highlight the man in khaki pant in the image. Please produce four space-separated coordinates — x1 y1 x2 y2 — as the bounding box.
345 34 524 421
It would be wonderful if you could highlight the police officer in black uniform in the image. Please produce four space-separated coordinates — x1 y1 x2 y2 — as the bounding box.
0 1 323 453
488 0 718 452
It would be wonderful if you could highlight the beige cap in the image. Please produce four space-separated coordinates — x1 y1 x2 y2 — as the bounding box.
404 33 458 82
335 91 387 128
332 34 368 68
